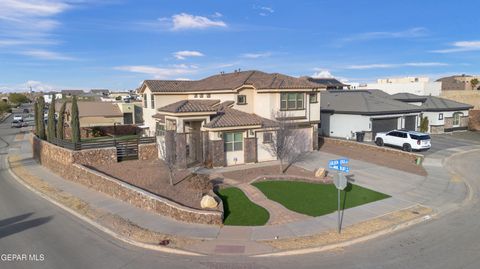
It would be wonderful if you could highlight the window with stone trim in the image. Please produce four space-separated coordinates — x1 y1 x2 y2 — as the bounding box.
224 132 243 152
150 94 155 109
155 122 165 136
280 93 304 110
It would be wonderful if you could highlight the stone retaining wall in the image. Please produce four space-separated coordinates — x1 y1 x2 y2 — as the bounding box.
138 143 158 161
319 136 423 162
32 136 223 225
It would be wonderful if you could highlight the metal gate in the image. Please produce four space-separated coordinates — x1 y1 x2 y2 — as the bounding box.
372 117 398 138
116 139 139 161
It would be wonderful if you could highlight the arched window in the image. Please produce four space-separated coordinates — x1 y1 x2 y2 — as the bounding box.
453 112 463 126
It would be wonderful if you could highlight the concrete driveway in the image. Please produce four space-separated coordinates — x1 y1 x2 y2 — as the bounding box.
426 131 480 156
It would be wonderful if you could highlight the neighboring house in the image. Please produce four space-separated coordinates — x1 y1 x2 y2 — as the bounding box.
56 101 124 127
138 70 325 167
437 74 480 91
358 77 441 96
117 103 137 124
307 78 349 90
391 93 473 133
43 92 62 103
61 90 85 98
320 90 422 141
90 89 110 96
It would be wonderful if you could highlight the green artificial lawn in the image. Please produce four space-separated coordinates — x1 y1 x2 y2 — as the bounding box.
217 187 270 226
252 181 390 217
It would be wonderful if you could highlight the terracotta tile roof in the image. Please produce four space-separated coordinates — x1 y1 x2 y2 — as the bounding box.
55 101 123 117
143 70 325 93
158 99 220 113
152 113 165 122
204 108 278 129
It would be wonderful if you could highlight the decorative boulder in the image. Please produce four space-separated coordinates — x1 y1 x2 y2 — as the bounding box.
200 195 218 209
315 168 326 178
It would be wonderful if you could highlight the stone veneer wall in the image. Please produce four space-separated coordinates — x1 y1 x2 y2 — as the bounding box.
430 125 444 134
244 137 257 163
31 136 223 225
469 110 480 131
312 129 319 150
209 140 225 167
138 143 157 161
319 136 423 162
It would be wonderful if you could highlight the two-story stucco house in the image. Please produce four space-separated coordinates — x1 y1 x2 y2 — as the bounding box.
138 70 325 168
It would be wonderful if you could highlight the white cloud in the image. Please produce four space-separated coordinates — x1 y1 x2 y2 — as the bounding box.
345 62 448 70
258 6 274 16
312 70 334 78
242 52 271 59
431 40 480 53
114 65 196 79
342 27 427 42
0 80 56 92
20 49 75 60
212 12 223 18
173 50 204 60
168 13 227 30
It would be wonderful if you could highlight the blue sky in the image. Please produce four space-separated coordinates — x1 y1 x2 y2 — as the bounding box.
1 0 480 92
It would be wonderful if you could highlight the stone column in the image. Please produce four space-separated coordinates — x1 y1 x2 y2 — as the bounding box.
210 139 225 167
201 131 209 165
312 129 319 150
175 133 187 169
244 137 257 163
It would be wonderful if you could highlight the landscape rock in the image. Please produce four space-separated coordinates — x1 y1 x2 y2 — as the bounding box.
315 168 326 178
200 195 218 209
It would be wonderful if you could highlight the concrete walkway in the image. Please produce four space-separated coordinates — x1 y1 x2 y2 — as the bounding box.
9 134 478 256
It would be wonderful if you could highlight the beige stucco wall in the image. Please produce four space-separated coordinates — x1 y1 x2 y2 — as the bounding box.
80 116 123 127
440 90 480 109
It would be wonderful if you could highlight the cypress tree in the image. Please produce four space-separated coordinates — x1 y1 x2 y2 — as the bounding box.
56 101 66 139
71 96 81 143
34 101 39 136
37 96 46 140
47 95 56 142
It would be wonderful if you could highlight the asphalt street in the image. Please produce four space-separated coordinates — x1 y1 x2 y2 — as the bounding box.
0 106 479 269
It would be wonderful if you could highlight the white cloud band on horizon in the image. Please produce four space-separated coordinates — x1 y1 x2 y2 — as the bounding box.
431 40 480 53
114 65 196 79
346 62 448 70
241 52 271 58
20 49 75 60
341 27 428 42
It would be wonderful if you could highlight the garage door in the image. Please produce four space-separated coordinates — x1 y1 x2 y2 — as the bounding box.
372 118 398 137
404 116 416 131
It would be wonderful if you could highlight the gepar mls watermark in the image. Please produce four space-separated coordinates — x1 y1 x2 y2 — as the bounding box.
1 253 45 262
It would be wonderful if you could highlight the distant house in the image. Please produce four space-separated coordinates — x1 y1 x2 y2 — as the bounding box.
391 93 473 133
43 92 62 103
357 77 441 96
436 74 480 91
61 90 85 98
307 78 349 90
320 90 422 141
56 101 124 127
90 89 110 96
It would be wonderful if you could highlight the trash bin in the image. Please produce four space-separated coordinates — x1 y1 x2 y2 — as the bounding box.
355 131 365 142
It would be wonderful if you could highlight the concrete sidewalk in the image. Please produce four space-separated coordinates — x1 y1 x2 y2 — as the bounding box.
8 135 477 256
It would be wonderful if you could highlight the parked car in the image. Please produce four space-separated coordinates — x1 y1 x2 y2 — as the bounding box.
23 108 29 113
11 120 23 128
13 115 23 121
375 130 431 152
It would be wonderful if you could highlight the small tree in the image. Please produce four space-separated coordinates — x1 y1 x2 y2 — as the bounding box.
264 111 309 174
8 93 29 104
420 115 429 133
47 95 57 142
70 96 81 143
159 131 176 186
37 97 46 140
56 101 66 139
471 78 479 90
33 101 39 135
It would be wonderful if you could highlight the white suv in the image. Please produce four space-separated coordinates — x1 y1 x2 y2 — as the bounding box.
375 130 431 152
13 115 23 121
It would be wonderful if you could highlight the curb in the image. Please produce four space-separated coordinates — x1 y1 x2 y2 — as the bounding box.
254 214 433 257
5 156 204 257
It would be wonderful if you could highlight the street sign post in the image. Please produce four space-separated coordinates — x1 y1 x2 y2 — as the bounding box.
329 158 350 234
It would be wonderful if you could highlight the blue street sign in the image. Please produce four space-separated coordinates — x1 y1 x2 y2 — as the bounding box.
338 166 350 173
339 159 349 165
328 160 339 166
329 164 340 170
